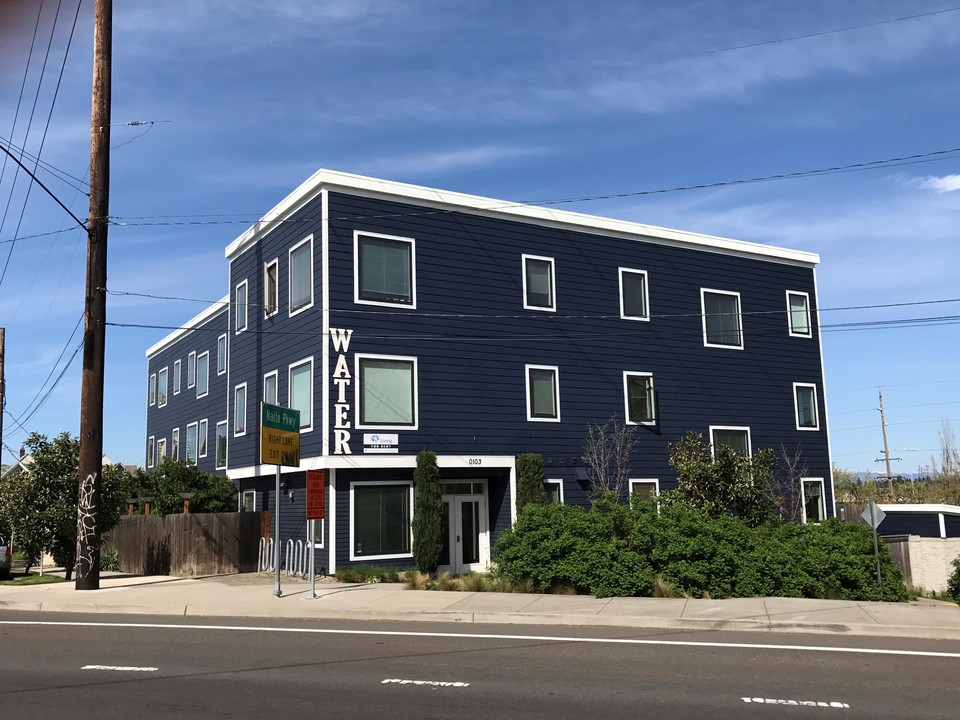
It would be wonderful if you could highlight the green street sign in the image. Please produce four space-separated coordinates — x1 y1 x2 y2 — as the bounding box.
260 402 300 466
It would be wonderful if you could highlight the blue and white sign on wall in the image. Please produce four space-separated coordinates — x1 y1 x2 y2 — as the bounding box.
364 433 398 453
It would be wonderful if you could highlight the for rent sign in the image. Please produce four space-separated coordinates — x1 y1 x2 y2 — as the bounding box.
260 403 300 466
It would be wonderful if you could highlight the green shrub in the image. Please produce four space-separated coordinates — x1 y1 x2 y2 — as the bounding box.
494 501 653 598
100 546 121 572
412 450 442 573
493 496 907 601
516 453 546 513
334 565 401 583
947 555 960 603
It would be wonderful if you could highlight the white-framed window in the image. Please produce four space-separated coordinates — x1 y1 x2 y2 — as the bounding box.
264 258 279 317
289 236 314 315
794 382 819 431
157 437 167 462
186 422 198 464
187 351 196 388
289 357 314 432
619 268 650 321
157 367 168 407
623 371 655 425
171 428 180 460
198 418 209 458
147 436 155 468
801 478 826 523
701 288 743 349
309 518 325 548
525 364 560 421
239 489 256 512
356 354 418 428
173 359 182 395
355 231 415 307
629 479 660 500
196 351 209 398
148 373 156 406
263 370 278 406
710 425 751 457
217 334 227 375
544 478 564 503
522 254 555 311
787 290 812 338
215 420 228 469
235 279 248 333
350 481 413 561
234 383 247 436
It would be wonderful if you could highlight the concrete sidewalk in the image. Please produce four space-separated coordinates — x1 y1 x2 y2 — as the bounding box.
1 571 958 640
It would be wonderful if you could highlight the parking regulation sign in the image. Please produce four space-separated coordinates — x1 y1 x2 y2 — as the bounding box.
307 470 325 520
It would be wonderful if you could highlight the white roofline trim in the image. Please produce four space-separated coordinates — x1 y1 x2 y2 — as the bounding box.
224 169 820 267
146 296 229 357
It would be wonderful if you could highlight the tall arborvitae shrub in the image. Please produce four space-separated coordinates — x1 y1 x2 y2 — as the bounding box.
516 452 546 514
412 450 443 573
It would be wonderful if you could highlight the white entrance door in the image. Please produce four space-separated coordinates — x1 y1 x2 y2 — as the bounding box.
439 482 488 574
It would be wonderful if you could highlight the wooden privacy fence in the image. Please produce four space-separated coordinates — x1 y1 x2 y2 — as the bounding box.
103 511 269 576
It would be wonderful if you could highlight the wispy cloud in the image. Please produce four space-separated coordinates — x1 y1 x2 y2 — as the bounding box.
347 144 552 179
916 174 960 193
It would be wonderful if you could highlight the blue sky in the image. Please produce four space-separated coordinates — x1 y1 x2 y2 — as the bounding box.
1 0 959 476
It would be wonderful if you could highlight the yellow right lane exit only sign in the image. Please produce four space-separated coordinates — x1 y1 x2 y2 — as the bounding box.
260 402 300 466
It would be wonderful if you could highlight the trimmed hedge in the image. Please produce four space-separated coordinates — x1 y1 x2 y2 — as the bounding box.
494 498 907 601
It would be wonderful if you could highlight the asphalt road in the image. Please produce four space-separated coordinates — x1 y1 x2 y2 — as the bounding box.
1 611 958 719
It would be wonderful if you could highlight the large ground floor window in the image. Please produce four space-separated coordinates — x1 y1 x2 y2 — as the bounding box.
351 482 412 560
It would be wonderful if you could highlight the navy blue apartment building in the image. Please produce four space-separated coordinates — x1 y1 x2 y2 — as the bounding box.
145 170 834 574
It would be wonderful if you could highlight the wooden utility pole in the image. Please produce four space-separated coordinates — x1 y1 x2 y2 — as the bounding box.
878 388 895 498
0 328 5 465
75 0 112 591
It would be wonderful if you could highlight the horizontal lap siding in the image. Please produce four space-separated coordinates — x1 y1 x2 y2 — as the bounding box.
146 307 229 473
326 192 832 508
227 204 325 471
880 513 941 538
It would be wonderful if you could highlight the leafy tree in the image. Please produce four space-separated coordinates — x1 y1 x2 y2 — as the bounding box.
667 431 775 526
516 452 546 513
0 432 131 579
411 450 442 573
135 457 236 515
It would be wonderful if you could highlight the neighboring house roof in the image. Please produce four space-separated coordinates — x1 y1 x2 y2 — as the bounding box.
0 455 31 482
877 503 960 515
1 453 130 482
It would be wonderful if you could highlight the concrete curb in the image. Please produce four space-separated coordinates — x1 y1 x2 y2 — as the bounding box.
4 597 960 641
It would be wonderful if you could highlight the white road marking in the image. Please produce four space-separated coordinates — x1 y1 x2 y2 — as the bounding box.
742 697 849 708
3 620 959 659
82 665 158 672
382 678 470 688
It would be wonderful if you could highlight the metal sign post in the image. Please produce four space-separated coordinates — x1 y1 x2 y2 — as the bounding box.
274 465 281 597
260 402 300 599
861 500 887 601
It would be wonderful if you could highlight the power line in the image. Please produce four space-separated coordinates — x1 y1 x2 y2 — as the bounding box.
0 0 85 289
13 313 83 427
104 286 960 321
104 145 960 230
0 135 90 191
